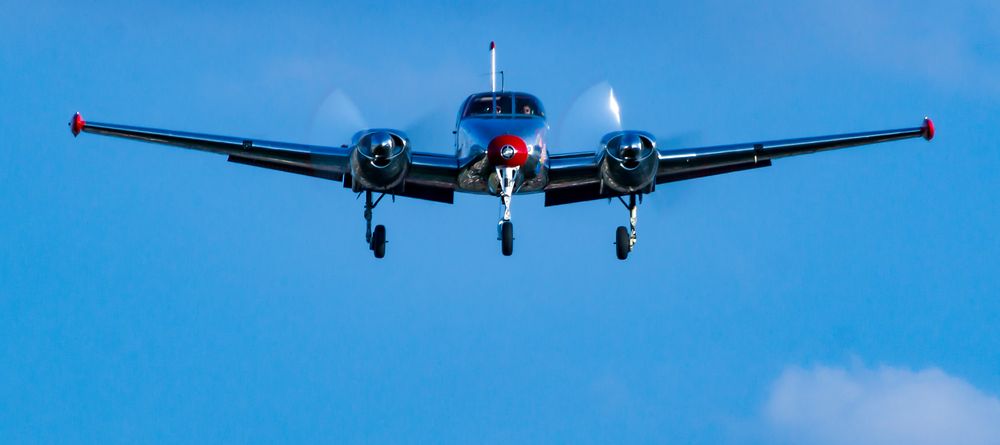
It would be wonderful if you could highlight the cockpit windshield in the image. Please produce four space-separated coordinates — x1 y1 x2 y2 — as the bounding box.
514 95 542 117
463 93 545 118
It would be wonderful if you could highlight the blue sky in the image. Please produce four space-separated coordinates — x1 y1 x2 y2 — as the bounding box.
2 1 999 443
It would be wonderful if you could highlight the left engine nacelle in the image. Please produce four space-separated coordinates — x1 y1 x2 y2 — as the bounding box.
599 130 658 194
350 129 411 191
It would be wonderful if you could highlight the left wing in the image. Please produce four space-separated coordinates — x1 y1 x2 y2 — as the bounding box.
545 118 934 206
655 118 934 184
69 113 461 203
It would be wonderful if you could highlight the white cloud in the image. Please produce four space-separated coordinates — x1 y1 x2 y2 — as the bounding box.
764 363 1000 445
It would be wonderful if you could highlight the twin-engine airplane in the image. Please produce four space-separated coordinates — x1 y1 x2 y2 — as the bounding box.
69 42 934 259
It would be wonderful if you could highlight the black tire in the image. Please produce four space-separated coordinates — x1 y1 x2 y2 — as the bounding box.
615 226 629 260
372 225 386 259
501 221 514 256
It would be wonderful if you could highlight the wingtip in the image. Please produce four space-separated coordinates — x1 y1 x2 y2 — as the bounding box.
489 41 495 50
922 116 935 141
70 112 85 137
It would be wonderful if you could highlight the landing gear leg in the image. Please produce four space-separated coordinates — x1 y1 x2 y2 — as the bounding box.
615 194 639 260
364 190 387 258
497 166 518 256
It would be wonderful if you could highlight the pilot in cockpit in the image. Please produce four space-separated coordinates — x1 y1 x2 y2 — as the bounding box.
521 104 533 115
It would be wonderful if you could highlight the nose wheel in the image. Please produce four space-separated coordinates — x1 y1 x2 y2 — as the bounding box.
614 194 640 260
363 190 388 258
496 166 518 256
500 221 514 256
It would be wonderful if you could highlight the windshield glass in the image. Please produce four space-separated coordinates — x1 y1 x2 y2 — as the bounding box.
463 93 545 118
466 94 508 116
514 94 544 117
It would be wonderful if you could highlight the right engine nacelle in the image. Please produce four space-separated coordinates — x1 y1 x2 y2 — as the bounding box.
599 130 658 194
350 129 411 191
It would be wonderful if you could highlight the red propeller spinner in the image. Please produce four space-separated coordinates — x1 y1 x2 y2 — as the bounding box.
487 134 528 167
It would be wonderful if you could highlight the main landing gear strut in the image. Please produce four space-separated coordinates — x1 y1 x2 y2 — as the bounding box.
615 194 641 260
363 190 388 259
497 166 517 256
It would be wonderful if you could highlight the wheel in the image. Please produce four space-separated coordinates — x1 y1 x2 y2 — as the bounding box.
372 225 386 258
501 221 514 256
615 226 629 260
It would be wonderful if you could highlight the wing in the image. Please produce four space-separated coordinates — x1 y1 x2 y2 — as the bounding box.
545 118 934 206
655 118 934 183
68 113 460 203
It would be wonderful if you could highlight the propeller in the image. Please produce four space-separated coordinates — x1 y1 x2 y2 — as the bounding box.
554 81 700 151
309 83 699 153
307 88 367 146
400 106 455 152
553 81 624 150
308 87 457 153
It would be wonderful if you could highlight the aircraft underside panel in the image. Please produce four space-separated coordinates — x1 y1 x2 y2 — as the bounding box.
227 154 345 181
542 159 773 206
341 173 455 204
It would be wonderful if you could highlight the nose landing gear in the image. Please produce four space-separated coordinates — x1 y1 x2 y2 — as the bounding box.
615 194 640 260
496 166 518 256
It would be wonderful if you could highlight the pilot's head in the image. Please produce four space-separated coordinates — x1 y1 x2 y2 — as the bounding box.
522 105 532 115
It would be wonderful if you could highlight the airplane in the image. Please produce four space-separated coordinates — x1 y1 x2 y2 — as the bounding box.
68 42 935 260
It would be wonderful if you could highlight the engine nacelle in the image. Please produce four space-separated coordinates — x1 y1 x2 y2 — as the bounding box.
350 129 411 191
599 130 658 193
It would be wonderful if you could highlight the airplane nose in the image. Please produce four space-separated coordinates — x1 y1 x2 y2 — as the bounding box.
487 134 528 167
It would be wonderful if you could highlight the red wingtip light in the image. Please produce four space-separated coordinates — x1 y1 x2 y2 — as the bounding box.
70 112 85 137
922 117 935 141
490 41 495 50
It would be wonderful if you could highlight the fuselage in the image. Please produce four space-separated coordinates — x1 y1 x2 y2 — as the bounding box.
453 92 550 194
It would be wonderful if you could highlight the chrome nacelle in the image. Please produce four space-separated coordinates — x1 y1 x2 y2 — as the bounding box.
350 129 411 190
599 130 658 193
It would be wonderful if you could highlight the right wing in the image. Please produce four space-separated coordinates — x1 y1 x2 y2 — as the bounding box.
69 113 461 203
72 113 352 180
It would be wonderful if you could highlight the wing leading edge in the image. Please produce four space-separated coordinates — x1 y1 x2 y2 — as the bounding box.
545 118 934 206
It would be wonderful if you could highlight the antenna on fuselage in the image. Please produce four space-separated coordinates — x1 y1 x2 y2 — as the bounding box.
490 41 496 93
490 41 498 116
